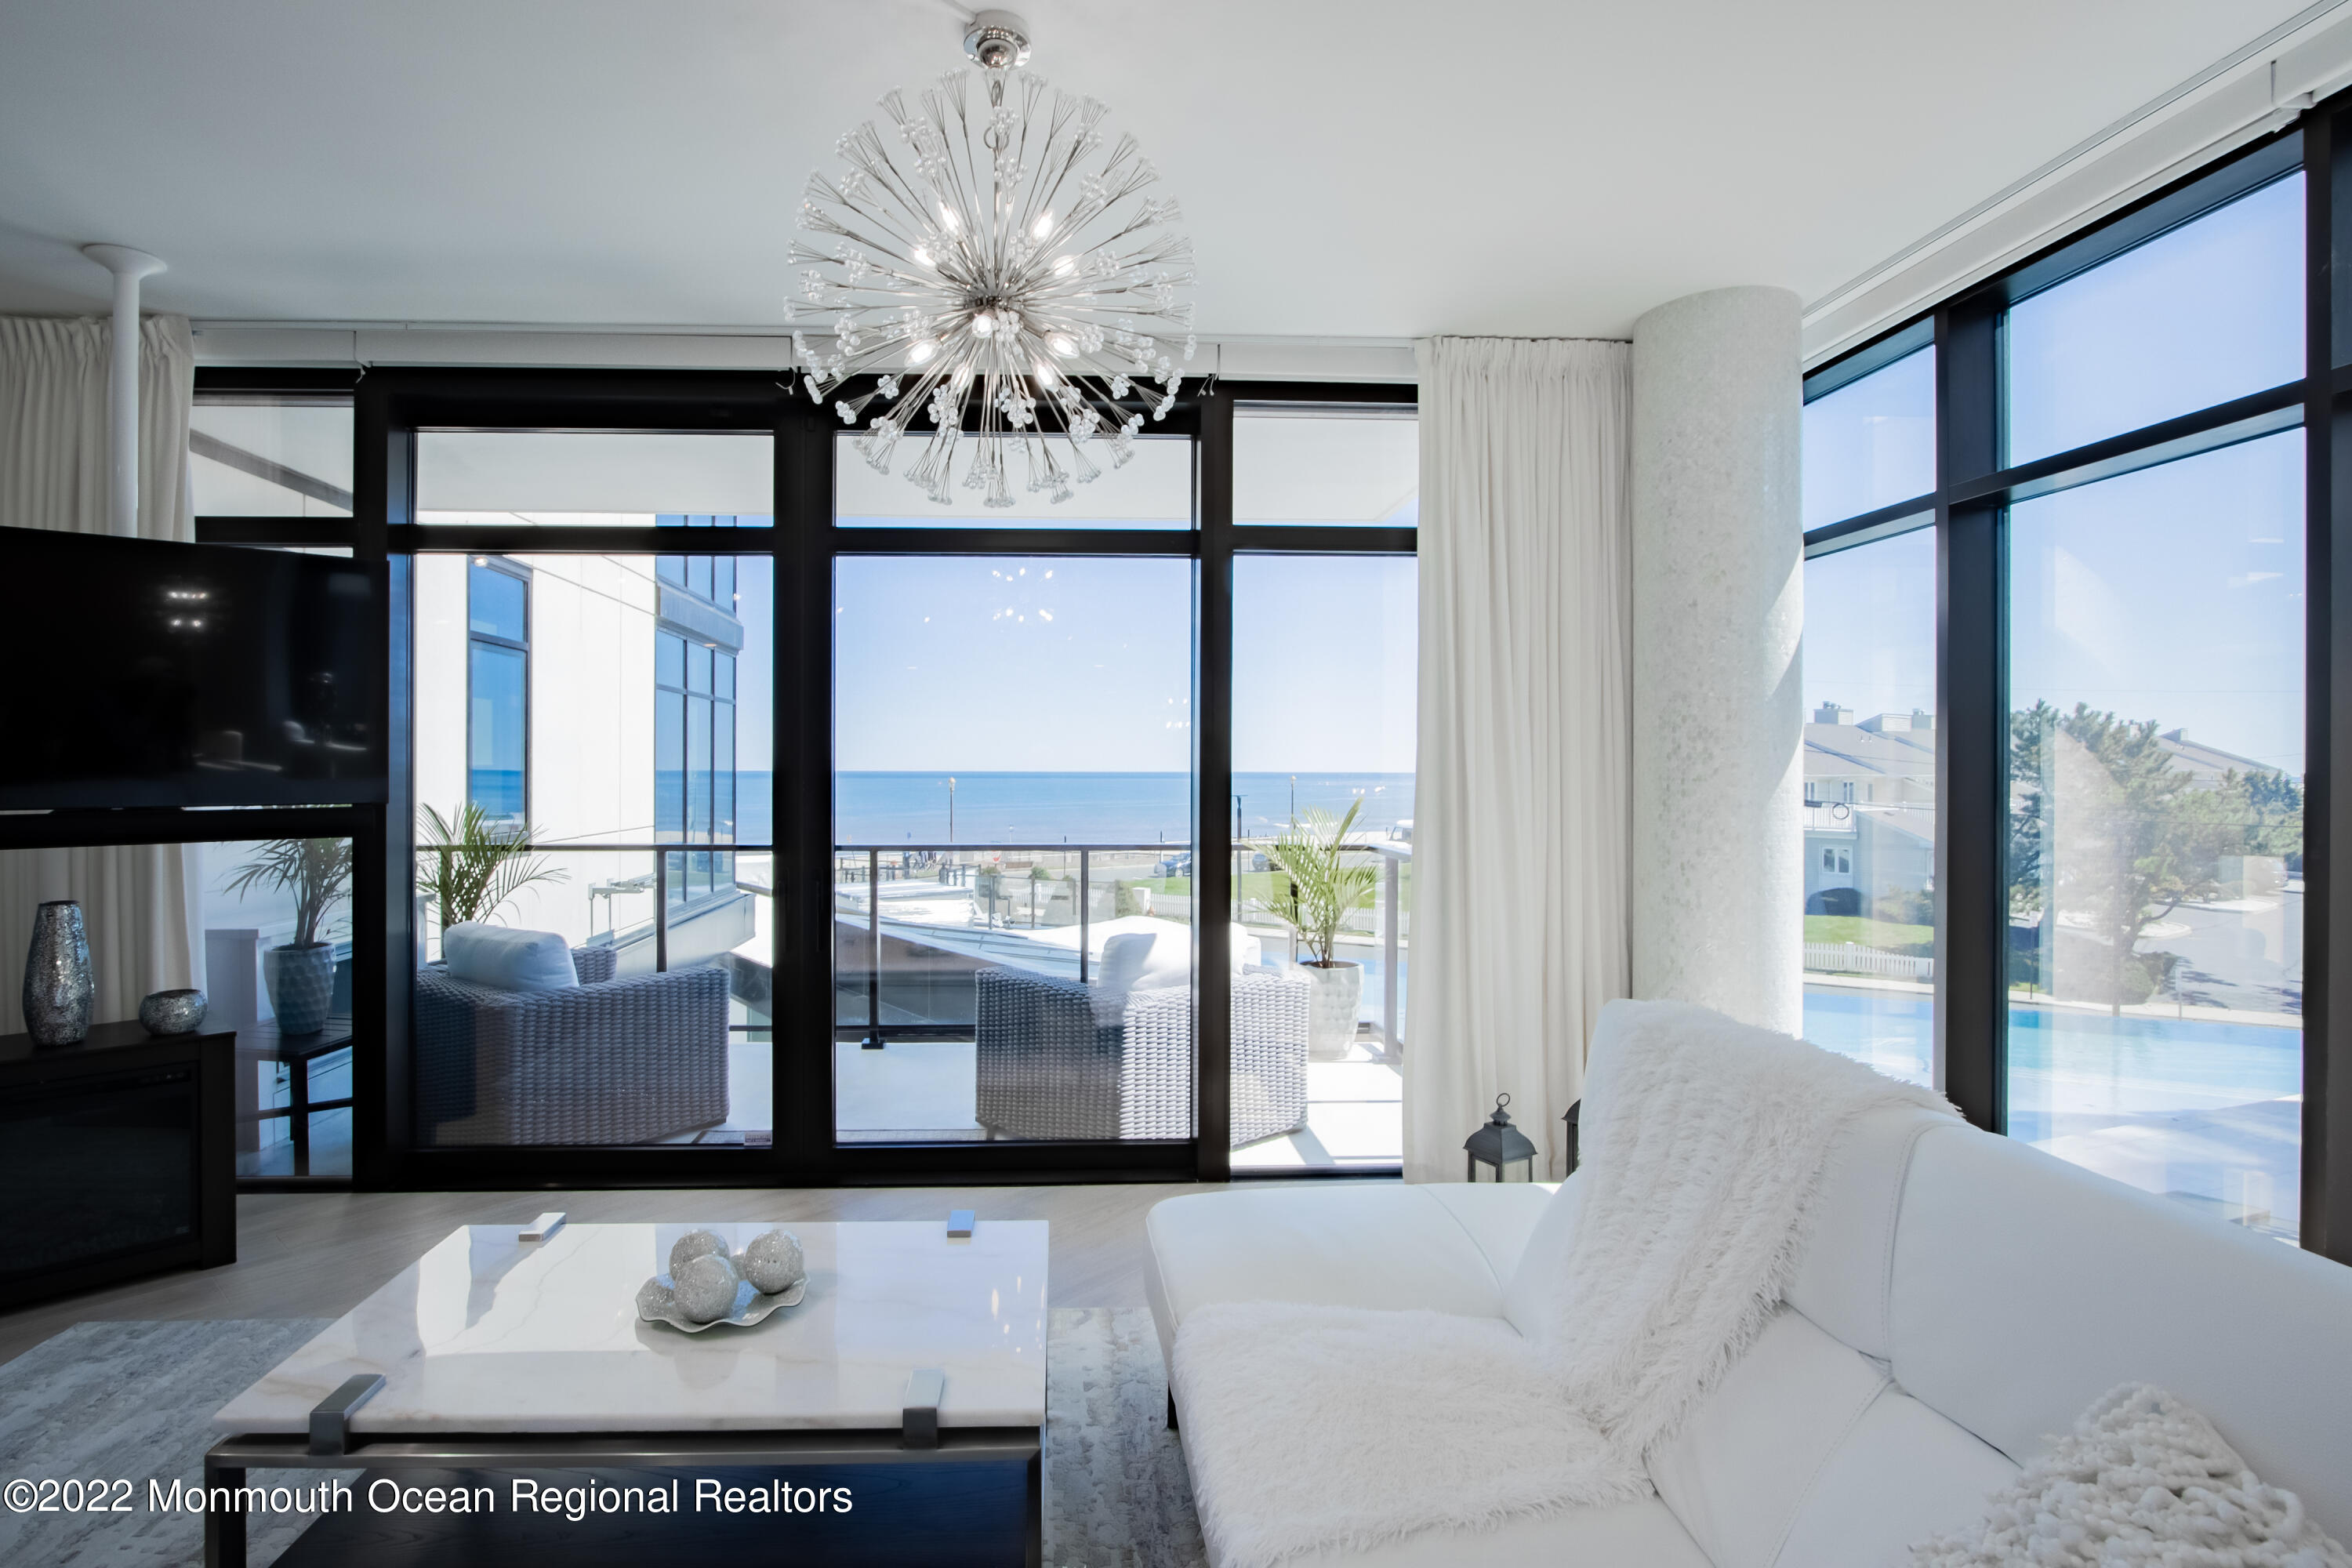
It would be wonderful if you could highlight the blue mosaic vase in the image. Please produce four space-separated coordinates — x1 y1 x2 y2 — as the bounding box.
263 942 335 1036
24 900 93 1046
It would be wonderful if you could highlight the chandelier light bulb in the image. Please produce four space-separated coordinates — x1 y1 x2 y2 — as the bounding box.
787 11 1196 507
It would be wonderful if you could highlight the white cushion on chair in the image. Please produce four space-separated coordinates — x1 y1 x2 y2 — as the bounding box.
441 923 579 992
1097 921 1262 997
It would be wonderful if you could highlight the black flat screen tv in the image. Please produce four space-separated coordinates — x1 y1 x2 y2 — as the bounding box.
0 527 384 808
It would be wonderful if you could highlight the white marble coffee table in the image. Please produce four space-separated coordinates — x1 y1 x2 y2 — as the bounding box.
202 1219 1048 1566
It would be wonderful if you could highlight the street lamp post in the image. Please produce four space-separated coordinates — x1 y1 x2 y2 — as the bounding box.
947 776 956 844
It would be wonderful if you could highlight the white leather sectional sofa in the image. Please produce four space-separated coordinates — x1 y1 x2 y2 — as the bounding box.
1146 1099 2352 1566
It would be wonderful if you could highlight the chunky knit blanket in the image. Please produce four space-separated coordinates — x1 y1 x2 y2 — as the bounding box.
1171 1000 1955 1568
1913 1384 2350 1568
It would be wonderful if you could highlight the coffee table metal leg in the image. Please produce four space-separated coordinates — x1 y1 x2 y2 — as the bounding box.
202 1451 245 1568
1025 1446 1042 1568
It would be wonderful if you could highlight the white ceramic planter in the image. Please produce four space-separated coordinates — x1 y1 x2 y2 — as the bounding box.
1303 961 1363 1059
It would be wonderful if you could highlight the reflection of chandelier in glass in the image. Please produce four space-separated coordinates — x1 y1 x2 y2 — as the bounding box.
789 9 1194 507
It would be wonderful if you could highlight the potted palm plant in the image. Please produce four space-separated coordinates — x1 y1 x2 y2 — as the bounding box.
1267 798 1379 1058
416 802 565 941
224 837 353 1036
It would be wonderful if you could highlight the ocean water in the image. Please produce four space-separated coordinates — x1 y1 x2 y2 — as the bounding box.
471 769 1414 849
820 771 1415 848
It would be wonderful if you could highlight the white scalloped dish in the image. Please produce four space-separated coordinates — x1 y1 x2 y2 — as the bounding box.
635 1273 808 1333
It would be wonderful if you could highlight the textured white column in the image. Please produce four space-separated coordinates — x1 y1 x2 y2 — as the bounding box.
1630 286 1803 1033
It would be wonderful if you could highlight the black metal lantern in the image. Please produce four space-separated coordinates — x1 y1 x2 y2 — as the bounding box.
1465 1093 1539 1181
1562 1099 1581 1173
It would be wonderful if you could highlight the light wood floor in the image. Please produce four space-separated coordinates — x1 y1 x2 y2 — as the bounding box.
0 1179 1383 1366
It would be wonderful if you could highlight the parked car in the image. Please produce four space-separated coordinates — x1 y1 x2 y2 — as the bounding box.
1155 851 1192 878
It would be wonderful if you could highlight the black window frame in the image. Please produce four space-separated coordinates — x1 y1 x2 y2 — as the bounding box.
191 366 1417 1189
1803 108 2350 1264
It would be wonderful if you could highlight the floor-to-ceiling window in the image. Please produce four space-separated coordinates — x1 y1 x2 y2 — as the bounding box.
1799 339 1938 1086
830 430 1200 1148
1998 169 2307 1242
1805 132 2320 1248
197 375 1423 1182
1225 403 1419 1170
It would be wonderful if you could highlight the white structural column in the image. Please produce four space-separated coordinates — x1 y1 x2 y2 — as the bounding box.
80 243 165 537
1629 285 1803 1034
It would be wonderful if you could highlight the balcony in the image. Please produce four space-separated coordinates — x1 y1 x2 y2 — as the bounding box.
830 842 1405 1167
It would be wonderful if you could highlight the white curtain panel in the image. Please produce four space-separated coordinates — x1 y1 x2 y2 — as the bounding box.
1405 336 1634 1182
0 312 204 1032
0 312 195 539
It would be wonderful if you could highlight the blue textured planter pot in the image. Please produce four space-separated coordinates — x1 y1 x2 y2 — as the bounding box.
264 942 335 1036
23 900 93 1046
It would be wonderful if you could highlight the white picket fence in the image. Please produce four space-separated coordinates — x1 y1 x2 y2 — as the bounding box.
1803 942 1933 981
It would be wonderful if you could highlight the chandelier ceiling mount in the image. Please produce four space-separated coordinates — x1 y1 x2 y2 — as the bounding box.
962 9 1031 70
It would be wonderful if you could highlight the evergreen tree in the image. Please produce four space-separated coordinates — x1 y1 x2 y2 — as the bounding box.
2008 702 2299 1008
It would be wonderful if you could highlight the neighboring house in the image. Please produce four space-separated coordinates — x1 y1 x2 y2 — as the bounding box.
1805 705 2288 924
1804 704 1936 920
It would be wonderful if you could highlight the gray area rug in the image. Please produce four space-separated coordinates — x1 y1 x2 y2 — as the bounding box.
0 1318 346 1567
0 1308 1204 1567
1046 1307 1208 1568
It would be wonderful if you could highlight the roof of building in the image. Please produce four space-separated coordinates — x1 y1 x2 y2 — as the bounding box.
1804 713 2292 788
1806 720 1936 781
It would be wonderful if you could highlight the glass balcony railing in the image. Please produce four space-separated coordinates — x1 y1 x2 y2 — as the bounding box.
1230 837 1411 1053
833 844 1195 1040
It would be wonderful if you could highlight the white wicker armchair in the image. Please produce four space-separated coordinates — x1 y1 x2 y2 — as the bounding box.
973 966 1310 1145
415 946 729 1145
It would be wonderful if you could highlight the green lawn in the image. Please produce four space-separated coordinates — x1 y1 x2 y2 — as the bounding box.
1805 915 1933 949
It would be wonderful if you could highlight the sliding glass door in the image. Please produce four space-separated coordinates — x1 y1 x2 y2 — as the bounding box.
407 430 778 1151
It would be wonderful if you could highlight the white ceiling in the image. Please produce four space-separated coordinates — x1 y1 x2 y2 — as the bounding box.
0 0 2321 340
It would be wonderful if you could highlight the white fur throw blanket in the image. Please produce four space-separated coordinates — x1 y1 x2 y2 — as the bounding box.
1913 1384 2350 1567
1171 1000 1955 1568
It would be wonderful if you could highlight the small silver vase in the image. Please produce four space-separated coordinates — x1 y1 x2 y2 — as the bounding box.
24 900 94 1047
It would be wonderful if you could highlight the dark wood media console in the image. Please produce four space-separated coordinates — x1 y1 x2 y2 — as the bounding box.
0 1022 236 1309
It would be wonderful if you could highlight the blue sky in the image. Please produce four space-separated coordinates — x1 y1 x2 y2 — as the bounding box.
1804 172 2307 777
833 556 1196 773
826 553 1419 775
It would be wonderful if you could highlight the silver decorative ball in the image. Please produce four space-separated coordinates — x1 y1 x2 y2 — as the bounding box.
668 1229 728 1279
673 1251 742 1324
742 1229 805 1295
139 988 208 1036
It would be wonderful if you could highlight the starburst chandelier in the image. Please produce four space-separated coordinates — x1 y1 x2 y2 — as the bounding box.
789 9 1195 507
